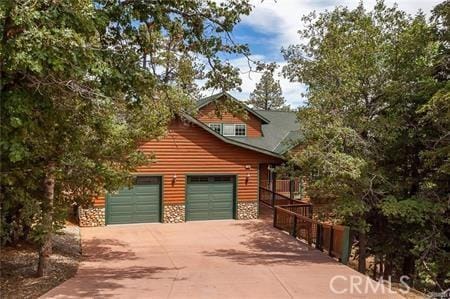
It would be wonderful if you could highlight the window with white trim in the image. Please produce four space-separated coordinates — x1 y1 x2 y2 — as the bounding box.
222 124 235 136
235 124 246 136
208 123 221 134
222 124 247 136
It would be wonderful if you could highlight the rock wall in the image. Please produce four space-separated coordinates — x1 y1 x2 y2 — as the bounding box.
164 204 185 223
237 201 258 220
78 201 258 226
78 207 105 227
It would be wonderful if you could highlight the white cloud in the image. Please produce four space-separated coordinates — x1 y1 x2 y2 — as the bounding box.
202 1 441 107
243 0 442 49
232 0 441 107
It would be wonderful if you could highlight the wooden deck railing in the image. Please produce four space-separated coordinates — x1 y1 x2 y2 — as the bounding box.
261 179 301 194
273 204 350 265
259 187 311 214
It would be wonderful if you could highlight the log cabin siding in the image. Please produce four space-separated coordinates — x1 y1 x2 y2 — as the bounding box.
93 195 106 208
93 118 281 207
259 164 270 183
197 102 263 137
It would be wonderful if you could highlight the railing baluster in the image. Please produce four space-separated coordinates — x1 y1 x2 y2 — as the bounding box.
316 223 323 251
291 215 297 237
273 206 278 228
271 201 350 265
307 222 312 245
329 226 334 257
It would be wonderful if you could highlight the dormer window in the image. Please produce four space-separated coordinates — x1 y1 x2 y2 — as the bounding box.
223 124 247 136
209 123 222 134
234 124 246 136
208 123 246 136
222 124 235 136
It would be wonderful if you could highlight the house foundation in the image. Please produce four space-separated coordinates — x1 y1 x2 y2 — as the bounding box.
78 206 106 227
164 204 186 223
237 201 258 220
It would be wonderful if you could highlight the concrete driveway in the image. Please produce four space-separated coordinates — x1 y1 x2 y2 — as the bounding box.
43 219 401 299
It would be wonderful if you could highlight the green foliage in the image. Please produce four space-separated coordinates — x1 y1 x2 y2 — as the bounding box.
283 0 449 291
247 64 289 111
0 0 252 250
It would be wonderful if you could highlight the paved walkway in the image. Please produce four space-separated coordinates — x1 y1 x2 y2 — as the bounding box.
42 219 401 298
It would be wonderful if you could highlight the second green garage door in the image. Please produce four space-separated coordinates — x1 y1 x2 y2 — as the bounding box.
186 175 235 221
106 176 161 224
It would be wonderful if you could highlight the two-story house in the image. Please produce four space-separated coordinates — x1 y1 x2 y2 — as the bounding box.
79 92 301 226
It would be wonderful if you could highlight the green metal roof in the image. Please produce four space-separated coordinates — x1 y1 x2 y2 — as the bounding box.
181 113 284 159
195 92 302 156
227 110 302 154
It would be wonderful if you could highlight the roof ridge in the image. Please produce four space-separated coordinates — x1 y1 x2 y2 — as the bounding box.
273 130 292 151
253 109 296 113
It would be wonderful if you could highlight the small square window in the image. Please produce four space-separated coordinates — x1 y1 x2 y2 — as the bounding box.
209 123 221 134
235 124 246 136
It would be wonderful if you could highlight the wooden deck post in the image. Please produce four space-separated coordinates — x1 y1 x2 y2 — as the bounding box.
271 171 276 206
290 215 298 237
289 178 294 200
340 226 351 265
316 224 323 251
273 206 278 228
305 223 310 245
329 227 334 257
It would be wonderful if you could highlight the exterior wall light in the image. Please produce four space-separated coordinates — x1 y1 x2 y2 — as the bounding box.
245 172 250 185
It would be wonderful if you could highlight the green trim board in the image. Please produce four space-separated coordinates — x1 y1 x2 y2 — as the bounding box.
340 226 351 265
234 174 238 219
256 167 260 217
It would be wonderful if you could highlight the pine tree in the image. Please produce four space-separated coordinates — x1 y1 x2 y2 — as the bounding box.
282 1 448 291
0 0 252 276
248 66 289 110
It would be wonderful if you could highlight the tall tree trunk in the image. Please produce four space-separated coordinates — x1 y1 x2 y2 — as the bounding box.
383 257 393 279
358 232 367 274
372 255 378 279
402 254 416 285
37 162 55 277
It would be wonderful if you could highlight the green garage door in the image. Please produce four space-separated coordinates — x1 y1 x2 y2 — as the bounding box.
106 176 161 224
186 175 235 221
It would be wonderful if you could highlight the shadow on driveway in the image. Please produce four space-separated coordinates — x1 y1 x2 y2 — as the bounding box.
45 266 181 298
202 220 335 266
81 238 138 261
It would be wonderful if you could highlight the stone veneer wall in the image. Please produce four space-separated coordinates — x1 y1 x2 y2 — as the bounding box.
164 204 185 223
237 201 258 220
78 207 105 227
78 202 257 226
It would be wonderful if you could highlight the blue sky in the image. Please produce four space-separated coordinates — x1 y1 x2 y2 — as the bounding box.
211 0 442 108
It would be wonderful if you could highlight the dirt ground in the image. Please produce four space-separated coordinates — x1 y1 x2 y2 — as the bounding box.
0 224 81 299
